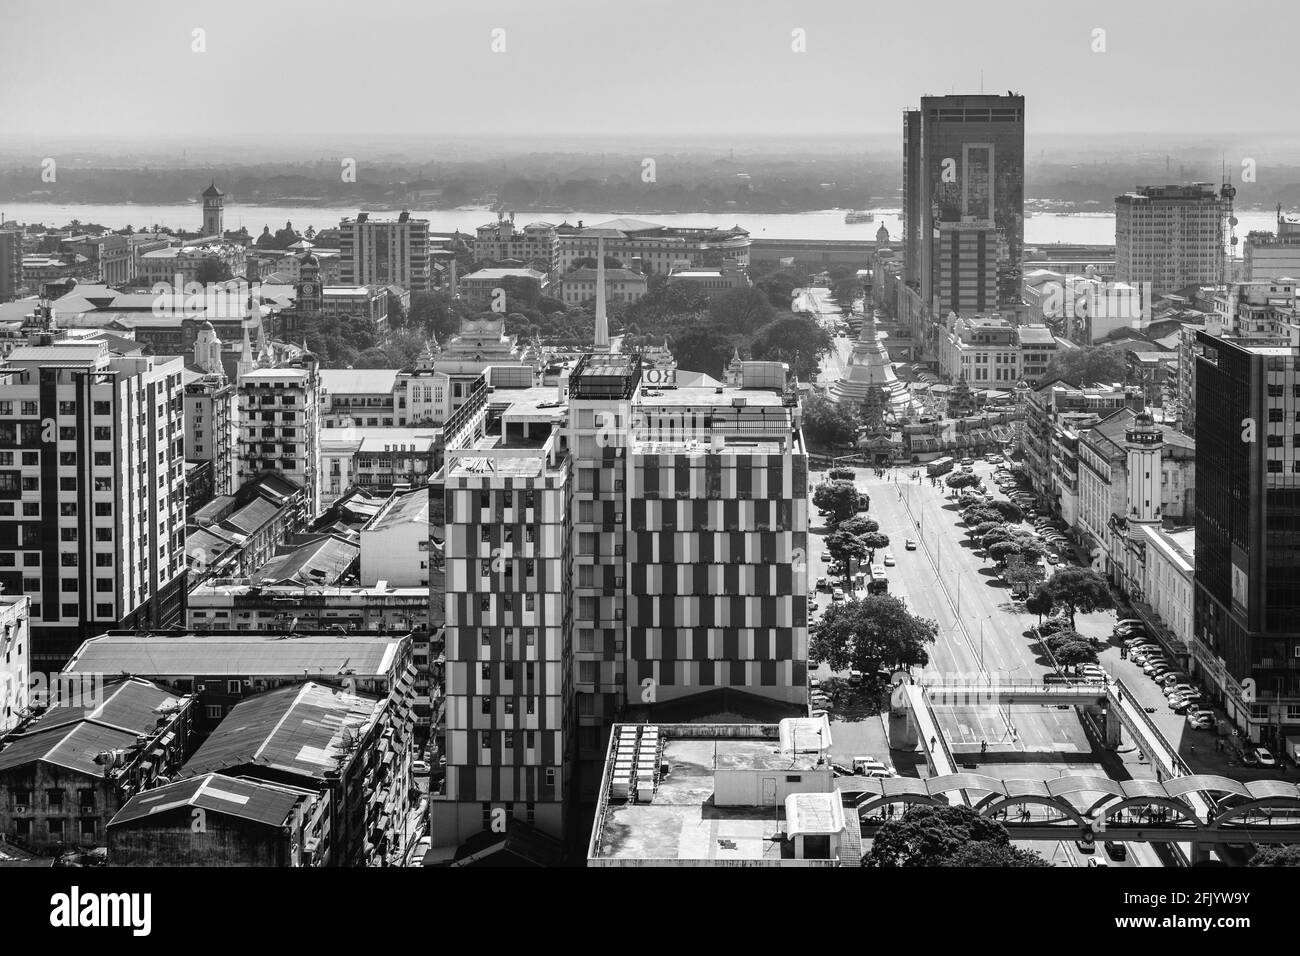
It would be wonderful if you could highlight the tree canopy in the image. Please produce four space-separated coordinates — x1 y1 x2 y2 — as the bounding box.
1045 346 1128 387
1250 845 1300 866
867 805 1046 867
1042 567 1114 622
812 480 862 526
809 593 936 679
749 316 832 381
803 394 858 449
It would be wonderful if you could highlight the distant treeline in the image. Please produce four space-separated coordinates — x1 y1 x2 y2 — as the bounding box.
1 153 1296 211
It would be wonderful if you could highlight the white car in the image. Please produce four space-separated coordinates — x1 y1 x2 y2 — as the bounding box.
1255 747 1278 768
883 552 896 567
832 588 846 603
407 836 432 867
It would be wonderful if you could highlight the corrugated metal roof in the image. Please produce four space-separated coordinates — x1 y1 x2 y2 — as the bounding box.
65 633 402 679
109 772 302 828
180 683 382 782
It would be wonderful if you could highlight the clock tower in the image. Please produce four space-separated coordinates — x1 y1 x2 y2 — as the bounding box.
202 180 225 237
297 250 322 314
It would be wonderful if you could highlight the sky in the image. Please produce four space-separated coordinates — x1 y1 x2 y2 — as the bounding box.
1 0 1295 148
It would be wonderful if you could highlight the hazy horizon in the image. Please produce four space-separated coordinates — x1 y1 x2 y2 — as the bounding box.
2 0 1297 151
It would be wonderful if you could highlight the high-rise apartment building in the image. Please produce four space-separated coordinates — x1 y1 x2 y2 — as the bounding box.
338 212 430 293
0 335 187 670
903 94 1025 312
1193 332 1300 746
1115 184 1229 295
235 359 322 524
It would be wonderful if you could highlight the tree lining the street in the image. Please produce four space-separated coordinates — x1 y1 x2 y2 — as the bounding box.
837 515 879 537
810 594 936 687
1041 567 1115 624
803 394 859 449
859 531 890 563
812 480 864 526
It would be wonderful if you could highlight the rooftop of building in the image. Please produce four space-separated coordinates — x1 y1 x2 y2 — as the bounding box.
588 719 834 864
1016 325 1057 345
0 679 185 777
189 581 429 601
249 535 359 588
320 426 440 453
109 772 304 830
239 366 309 381
462 267 546 282
319 367 399 396
179 682 383 782
63 632 406 679
363 487 430 532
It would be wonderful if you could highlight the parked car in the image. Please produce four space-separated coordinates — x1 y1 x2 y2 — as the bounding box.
1255 747 1278 768
1241 750 1261 767
816 576 829 591
883 552 896 567
407 836 432 866
1046 554 1059 565
1187 713 1215 729
412 759 431 775
960 457 976 466
853 756 898 777
905 539 917 550
1087 857 1108 867
832 588 846 603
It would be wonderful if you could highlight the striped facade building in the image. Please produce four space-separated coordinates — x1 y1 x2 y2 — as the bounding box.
626 426 807 705
431 358 808 851
434 392 573 846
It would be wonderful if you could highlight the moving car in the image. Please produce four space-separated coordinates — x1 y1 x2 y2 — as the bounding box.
1104 841 1127 861
1076 839 1096 854
1254 747 1278 768
960 457 976 466
816 576 829 591
1187 713 1215 730
412 759 431 775
1087 857 1108 867
883 552 896 567
832 588 846 603
1046 554 1059 565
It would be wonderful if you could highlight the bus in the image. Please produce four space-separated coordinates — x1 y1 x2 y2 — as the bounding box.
926 456 955 478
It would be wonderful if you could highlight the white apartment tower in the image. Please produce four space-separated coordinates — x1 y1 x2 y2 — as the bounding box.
0 337 187 670
1115 184 1229 295
339 211 431 293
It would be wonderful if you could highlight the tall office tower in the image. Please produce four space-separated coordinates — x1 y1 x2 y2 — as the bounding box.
1115 184 1229 296
904 94 1025 311
566 354 639 799
0 335 186 671
0 229 23 302
339 211 431 293
235 358 322 524
933 221 1000 315
434 418 572 847
902 109 922 288
1193 331 1300 747
201 181 225 237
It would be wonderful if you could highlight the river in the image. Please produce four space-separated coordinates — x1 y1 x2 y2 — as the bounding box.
0 201 1284 247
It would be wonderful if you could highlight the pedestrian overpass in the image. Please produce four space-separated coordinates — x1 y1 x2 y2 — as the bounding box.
840 773 1300 856
889 676 1263 860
